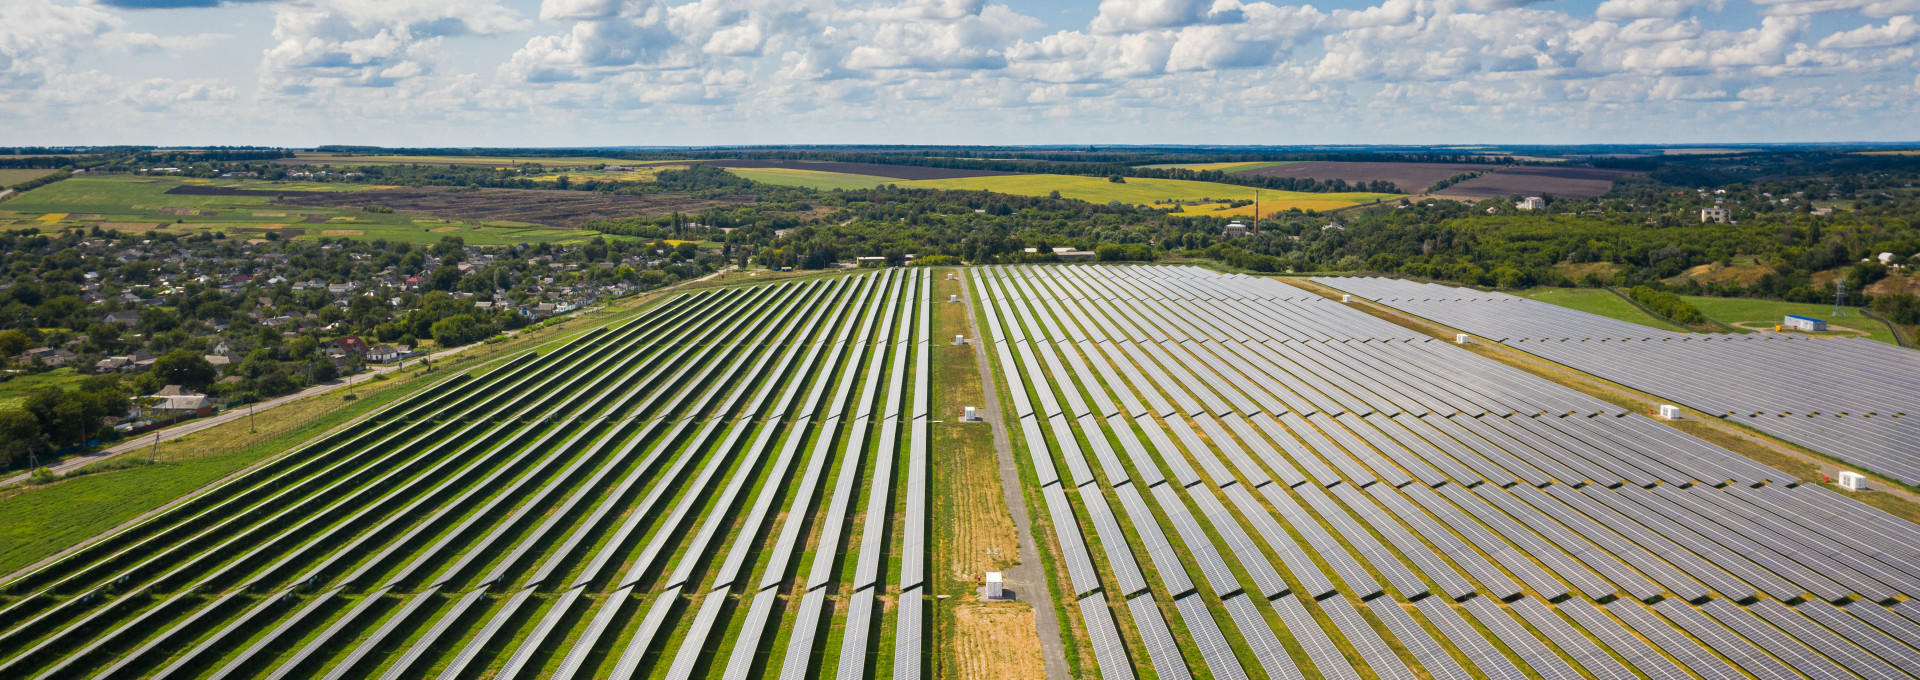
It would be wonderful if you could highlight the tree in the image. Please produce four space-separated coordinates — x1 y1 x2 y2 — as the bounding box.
430 314 492 347
0 329 27 357
0 410 41 468
148 350 217 392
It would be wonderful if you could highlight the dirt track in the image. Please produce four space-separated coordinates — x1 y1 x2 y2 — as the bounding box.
275 186 749 228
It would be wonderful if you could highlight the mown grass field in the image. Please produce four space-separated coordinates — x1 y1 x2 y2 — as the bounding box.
0 169 61 187
893 174 1397 214
1682 294 1902 344
0 176 599 245
723 166 894 190
1518 288 1692 333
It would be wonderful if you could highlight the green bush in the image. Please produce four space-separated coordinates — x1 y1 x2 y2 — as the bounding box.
1628 286 1705 323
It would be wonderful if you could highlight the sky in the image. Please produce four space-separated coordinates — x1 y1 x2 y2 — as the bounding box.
1 0 1916 146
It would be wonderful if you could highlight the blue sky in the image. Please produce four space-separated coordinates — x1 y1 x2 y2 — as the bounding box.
3 0 1915 146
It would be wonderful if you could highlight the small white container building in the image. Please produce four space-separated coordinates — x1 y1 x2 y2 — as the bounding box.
1784 315 1827 332
964 406 979 422
1839 471 1868 491
985 572 1005 599
1658 405 1682 420
1455 333 1470 344
1341 294 1353 303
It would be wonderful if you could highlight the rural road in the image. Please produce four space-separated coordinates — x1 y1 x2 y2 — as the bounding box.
0 265 737 488
0 341 481 487
962 276 1070 680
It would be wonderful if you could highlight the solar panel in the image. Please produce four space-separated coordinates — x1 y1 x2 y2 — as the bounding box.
1222 594 1304 680
1412 597 1527 680
1320 595 1417 680
1507 597 1636 680
1368 597 1473 680
1127 593 1193 680
1078 593 1136 680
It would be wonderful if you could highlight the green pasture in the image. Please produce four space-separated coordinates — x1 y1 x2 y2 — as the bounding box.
1682 295 1901 345
0 368 87 411
1518 288 1692 333
722 167 895 190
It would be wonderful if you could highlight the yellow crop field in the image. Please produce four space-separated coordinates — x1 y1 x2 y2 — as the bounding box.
289 153 692 168
528 166 686 183
892 174 1395 213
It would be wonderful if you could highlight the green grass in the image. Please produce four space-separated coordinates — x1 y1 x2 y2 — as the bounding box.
0 368 87 410
1681 295 1901 345
1517 288 1692 333
0 175 601 245
724 167 895 190
892 174 1396 213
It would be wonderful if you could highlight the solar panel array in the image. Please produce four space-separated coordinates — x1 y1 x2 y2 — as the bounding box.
977 264 1920 680
0 269 934 680
1315 275 1920 483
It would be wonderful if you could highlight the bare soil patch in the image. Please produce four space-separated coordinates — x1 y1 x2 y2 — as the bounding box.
95 222 165 231
322 229 364 236
952 603 1044 680
1240 161 1501 192
275 186 751 229
702 159 1012 180
1430 166 1639 199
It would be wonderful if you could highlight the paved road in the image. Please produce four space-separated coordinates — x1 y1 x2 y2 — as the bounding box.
962 277 1070 680
0 266 738 488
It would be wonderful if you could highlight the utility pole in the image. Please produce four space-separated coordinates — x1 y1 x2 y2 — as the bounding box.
1834 276 1849 317
249 402 256 434
149 431 160 464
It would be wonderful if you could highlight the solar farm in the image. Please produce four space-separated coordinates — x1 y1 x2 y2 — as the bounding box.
7 263 1920 680
0 269 933 679
976 266 1920 680
1314 277 1920 485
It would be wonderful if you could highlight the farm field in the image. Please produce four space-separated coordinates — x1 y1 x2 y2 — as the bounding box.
0 269 939 680
1518 287 1691 333
0 176 601 244
1682 295 1902 344
0 368 86 411
1239 161 1502 193
725 166 896 190
1137 161 1296 172
0 170 60 187
704 159 1010 180
526 165 689 183
282 153 688 168
1430 166 1640 199
980 265 1920 680
276 184 744 232
895 174 1397 213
